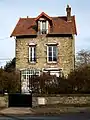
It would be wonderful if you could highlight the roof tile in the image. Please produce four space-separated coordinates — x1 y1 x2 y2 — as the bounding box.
11 13 77 37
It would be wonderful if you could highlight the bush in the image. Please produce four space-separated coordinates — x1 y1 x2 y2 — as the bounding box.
30 73 71 94
0 68 20 94
68 65 90 93
31 65 90 94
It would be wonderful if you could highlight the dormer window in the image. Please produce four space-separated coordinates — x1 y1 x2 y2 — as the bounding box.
42 21 47 34
35 12 52 35
38 20 48 34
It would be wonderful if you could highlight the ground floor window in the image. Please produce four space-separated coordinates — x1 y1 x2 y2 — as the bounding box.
21 68 40 93
43 68 62 77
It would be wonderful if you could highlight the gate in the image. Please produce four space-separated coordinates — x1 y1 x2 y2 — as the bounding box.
8 93 32 107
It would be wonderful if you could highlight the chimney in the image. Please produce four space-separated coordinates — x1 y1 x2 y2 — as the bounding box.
66 5 71 21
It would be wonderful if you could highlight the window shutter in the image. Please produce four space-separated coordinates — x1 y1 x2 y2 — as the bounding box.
46 21 48 34
38 21 40 32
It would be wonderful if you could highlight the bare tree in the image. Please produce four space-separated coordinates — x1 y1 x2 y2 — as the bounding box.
75 49 90 68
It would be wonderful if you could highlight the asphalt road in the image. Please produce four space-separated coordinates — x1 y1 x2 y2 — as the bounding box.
0 112 90 120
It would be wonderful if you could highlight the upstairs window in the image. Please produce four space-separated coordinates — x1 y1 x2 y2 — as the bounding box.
47 45 57 62
29 45 36 63
39 20 48 34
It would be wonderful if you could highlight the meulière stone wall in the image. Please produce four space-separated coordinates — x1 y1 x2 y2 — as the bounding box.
16 35 75 76
0 96 8 108
32 95 90 107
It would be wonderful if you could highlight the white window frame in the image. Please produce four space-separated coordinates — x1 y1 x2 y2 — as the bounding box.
47 45 57 63
21 69 40 92
29 45 36 63
40 20 48 34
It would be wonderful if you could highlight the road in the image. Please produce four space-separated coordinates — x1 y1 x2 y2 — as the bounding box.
0 112 90 120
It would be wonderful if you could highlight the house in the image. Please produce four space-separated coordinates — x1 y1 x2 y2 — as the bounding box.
11 5 77 93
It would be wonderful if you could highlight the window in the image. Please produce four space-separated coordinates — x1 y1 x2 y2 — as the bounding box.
47 45 57 62
39 20 48 34
21 69 40 80
43 68 61 77
29 46 36 63
21 69 40 93
42 21 46 34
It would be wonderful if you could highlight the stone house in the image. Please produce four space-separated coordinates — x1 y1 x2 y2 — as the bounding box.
11 5 77 93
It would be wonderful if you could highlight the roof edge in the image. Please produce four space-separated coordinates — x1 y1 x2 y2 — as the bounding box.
35 12 52 21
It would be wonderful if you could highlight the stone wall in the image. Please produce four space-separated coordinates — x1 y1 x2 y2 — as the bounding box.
16 35 75 76
0 96 8 108
32 95 90 107
1 95 90 108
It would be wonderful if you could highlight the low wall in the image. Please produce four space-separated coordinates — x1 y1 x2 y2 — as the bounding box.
1 94 90 108
32 94 90 107
0 95 8 108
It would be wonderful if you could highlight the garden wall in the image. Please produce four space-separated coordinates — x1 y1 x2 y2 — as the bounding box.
1 94 90 108
32 94 90 107
0 96 8 108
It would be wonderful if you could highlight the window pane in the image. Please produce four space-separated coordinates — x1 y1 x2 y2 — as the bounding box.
22 75 26 80
48 46 52 61
53 46 56 52
49 46 52 52
49 57 52 61
53 46 57 61
53 57 57 61
30 47 32 61
30 46 36 62
49 51 52 57
42 21 46 30
34 47 36 61
42 21 46 34
53 51 56 57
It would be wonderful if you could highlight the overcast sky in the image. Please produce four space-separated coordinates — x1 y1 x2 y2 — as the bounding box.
0 0 90 66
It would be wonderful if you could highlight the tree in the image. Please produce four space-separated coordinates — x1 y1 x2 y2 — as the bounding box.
4 58 16 72
68 65 90 93
0 68 20 93
75 49 90 68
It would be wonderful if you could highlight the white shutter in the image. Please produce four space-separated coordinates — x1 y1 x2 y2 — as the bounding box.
46 21 48 34
40 21 42 34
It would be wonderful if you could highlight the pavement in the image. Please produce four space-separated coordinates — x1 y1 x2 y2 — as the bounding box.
0 107 34 116
0 107 90 116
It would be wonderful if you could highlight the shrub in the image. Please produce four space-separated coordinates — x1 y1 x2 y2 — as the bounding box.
0 68 20 94
68 65 90 93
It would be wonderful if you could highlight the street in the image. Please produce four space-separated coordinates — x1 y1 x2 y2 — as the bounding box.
0 112 90 120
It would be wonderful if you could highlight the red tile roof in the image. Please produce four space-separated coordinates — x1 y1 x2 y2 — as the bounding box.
11 13 77 37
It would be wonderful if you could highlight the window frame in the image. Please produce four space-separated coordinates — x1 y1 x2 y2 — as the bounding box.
47 44 58 63
29 45 36 63
21 69 40 91
40 20 48 34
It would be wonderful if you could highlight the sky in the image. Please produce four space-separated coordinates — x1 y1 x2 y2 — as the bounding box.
0 0 90 66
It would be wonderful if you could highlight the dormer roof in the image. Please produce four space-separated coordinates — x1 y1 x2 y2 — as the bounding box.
35 12 52 21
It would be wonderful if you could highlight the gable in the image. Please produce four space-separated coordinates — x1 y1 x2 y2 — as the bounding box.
35 12 52 21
